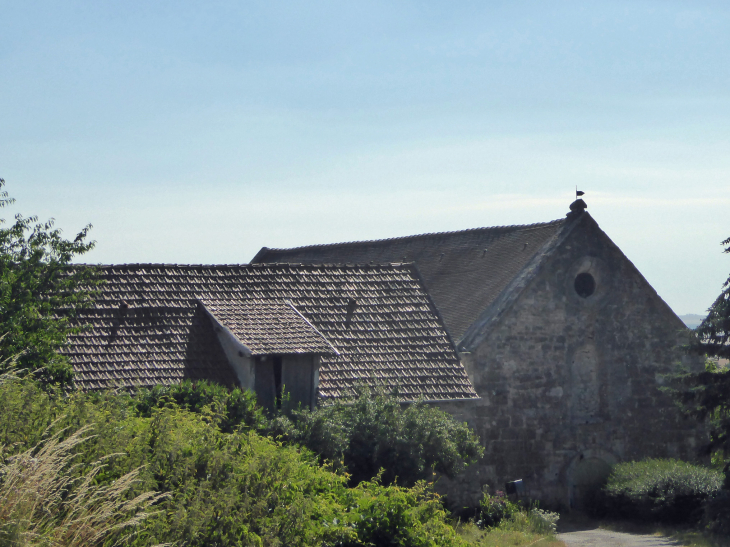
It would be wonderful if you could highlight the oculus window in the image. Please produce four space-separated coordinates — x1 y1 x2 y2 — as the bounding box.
574 273 596 298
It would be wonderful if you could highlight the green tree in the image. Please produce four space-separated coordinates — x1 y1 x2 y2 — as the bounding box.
0 178 100 386
678 235 730 487
694 235 730 359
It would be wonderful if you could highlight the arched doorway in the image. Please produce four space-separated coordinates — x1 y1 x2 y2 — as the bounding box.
568 452 615 510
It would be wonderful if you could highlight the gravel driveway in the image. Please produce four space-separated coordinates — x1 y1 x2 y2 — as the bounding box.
559 529 683 547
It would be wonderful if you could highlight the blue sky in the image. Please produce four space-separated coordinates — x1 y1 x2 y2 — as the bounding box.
1 1 728 315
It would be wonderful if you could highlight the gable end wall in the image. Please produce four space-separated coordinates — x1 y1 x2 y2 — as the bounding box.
437 213 705 509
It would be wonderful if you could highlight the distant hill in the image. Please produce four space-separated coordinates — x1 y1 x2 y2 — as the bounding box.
679 314 706 329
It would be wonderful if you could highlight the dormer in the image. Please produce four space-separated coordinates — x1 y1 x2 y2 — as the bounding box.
199 298 338 411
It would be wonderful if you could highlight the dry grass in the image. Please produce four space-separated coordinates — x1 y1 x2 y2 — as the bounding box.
0 424 165 547
456 521 566 546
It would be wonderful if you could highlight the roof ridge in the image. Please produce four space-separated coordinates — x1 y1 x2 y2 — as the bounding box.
74 262 416 270
257 219 565 255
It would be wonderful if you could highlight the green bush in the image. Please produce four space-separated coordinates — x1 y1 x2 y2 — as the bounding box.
477 489 520 528
475 489 559 536
601 459 723 523
495 507 559 536
133 379 268 433
271 386 484 487
339 477 466 547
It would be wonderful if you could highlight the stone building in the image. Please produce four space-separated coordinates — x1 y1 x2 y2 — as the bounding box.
64 204 703 509
253 204 704 508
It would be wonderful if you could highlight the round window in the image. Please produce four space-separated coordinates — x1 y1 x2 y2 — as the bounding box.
574 272 596 298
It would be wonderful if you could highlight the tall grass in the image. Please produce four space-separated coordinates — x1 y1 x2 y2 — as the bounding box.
0 424 164 547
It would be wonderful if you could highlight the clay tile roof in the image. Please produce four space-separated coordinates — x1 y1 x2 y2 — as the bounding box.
63 263 477 401
64 305 238 391
200 298 337 356
252 220 566 341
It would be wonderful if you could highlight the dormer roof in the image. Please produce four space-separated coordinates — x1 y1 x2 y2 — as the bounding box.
200 298 338 356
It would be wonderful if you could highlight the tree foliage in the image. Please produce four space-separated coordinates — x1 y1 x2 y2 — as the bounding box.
693 235 730 359
0 178 100 386
677 235 730 488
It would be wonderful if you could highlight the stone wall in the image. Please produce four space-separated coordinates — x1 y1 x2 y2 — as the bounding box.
435 213 704 510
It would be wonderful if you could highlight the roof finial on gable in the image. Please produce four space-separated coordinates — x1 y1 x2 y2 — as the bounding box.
567 188 587 220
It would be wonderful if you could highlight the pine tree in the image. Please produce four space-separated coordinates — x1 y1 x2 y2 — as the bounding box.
694 236 730 358
678 236 730 487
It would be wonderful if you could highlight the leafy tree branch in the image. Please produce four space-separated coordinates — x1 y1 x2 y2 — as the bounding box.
0 178 101 386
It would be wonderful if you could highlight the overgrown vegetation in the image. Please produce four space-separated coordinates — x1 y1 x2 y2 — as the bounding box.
269 386 484 487
0 178 540 546
476 489 520 528
1 373 474 547
454 489 560 547
131 380 484 488
0 424 164 547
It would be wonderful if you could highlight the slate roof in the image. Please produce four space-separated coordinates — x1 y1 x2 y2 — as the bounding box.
252 220 567 342
200 298 337 356
63 263 477 401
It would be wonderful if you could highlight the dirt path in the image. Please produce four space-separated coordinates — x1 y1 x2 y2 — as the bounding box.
559 529 683 547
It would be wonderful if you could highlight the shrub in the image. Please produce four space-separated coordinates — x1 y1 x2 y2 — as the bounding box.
601 459 723 523
0 371 55 450
496 507 560 536
133 379 268 433
475 489 559 536
273 386 484 487
340 478 466 547
477 489 520 528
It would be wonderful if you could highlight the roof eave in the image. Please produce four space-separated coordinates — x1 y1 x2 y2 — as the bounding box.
458 213 585 352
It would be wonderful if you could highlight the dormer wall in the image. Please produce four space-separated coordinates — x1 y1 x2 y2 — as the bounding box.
254 354 320 412
212 324 256 390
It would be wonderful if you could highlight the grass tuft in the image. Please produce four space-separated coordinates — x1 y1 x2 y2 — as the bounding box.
0 425 165 547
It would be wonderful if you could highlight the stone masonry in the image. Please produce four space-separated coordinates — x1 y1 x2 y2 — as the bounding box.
436 212 704 510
